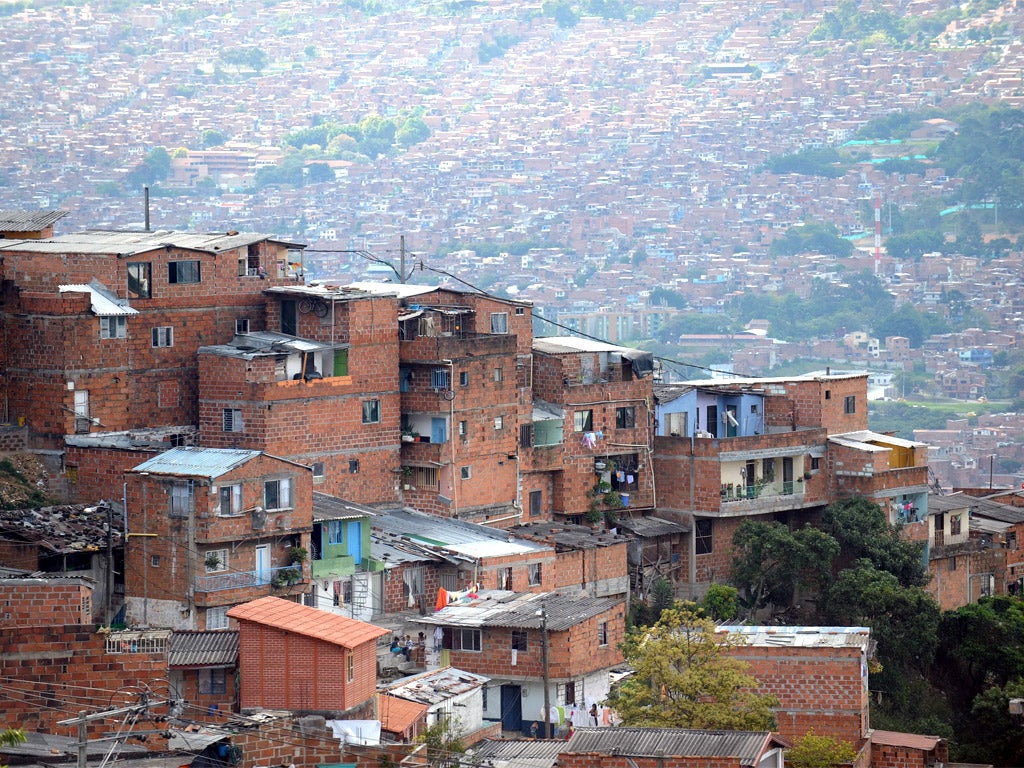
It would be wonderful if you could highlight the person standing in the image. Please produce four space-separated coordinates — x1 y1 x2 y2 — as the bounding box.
433 625 443 652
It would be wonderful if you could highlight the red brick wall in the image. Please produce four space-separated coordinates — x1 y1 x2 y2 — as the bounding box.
235 621 377 713
550 542 629 592
726 642 868 745
0 579 93 627
65 445 157 503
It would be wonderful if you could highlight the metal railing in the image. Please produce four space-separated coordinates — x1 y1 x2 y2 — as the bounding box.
196 564 303 593
721 480 803 503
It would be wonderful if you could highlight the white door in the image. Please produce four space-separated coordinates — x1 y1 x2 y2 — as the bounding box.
73 390 90 433
255 545 270 585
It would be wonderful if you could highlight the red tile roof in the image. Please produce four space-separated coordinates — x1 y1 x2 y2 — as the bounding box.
378 693 428 735
227 596 389 648
870 730 943 751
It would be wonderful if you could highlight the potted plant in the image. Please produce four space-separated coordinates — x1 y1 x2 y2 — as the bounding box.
204 553 222 570
286 545 308 565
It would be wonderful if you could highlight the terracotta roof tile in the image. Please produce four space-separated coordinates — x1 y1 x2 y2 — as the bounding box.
227 596 389 648
378 693 428 734
870 730 944 751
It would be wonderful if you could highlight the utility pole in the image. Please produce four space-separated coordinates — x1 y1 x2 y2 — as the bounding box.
400 234 406 284
105 504 113 626
538 605 551 738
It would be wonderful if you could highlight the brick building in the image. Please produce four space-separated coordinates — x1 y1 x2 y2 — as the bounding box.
125 447 313 630
227 595 388 716
0 229 303 449
720 625 871 747
409 590 626 736
652 373 931 598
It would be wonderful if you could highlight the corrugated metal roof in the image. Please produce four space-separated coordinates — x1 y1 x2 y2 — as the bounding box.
411 591 623 632
0 209 67 231
719 625 870 648
563 727 784 763
373 509 550 560
313 493 377 522
168 630 239 668
227 596 389 648
381 666 488 705
473 738 566 764
830 430 929 450
132 447 263 479
533 336 634 355
0 229 302 256
59 283 138 316
615 516 691 537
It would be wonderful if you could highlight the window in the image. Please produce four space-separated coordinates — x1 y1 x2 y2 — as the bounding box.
218 485 242 516
528 562 542 586
349 460 360 474
151 554 161 567
497 567 512 590
100 316 126 339
222 408 243 433
362 399 380 424
557 681 577 705
199 668 227 695
950 514 962 536
494 415 504 430
824 389 832 400
412 466 439 489
459 371 470 386
529 490 542 517
431 369 450 390
152 326 174 348
442 627 481 651
515 307 525 316
235 318 250 335
949 557 957 571
598 620 609 647
615 406 636 429
520 423 534 448
574 410 594 432
494 367 503 382
665 411 687 436
127 262 151 299
459 420 468 437
347 652 355 682
264 478 293 510
460 466 472 480
312 462 325 483
490 312 508 334
168 260 201 284
328 520 344 545
810 457 820 471
695 518 713 556
205 548 228 573
206 606 229 631
511 629 528 652
482 686 489 709
170 481 194 518
844 395 856 414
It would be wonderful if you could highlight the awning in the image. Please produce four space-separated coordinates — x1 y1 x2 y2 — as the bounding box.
622 349 654 377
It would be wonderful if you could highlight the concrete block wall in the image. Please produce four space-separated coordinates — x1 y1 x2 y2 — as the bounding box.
549 543 629 593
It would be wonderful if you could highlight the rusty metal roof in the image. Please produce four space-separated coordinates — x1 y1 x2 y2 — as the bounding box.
564 727 788 763
168 630 239 668
0 502 122 554
410 591 623 632
227 596 388 648
511 521 624 550
380 666 488 706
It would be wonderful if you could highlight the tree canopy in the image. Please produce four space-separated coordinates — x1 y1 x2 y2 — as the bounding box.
606 606 778 730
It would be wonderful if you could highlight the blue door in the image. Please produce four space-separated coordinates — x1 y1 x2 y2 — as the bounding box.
431 417 447 444
501 685 523 733
347 521 362 565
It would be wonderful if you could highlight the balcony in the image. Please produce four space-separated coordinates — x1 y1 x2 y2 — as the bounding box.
195 564 305 593
720 481 806 505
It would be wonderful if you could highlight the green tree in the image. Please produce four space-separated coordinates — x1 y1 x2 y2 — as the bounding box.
731 521 839 617
606 606 778 729
416 717 465 767
786 730 858 768
699 583 739 622
820 497 929 587
200 129 227 148
1 729 26 768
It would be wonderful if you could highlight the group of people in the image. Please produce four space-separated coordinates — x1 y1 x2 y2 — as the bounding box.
390 631 430 662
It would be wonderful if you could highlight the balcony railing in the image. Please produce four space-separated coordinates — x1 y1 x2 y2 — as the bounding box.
721 479 803 503
196 564 304 593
